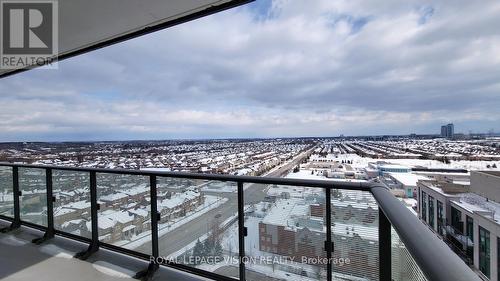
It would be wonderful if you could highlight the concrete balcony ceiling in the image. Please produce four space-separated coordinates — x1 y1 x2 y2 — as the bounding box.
0 0 251 78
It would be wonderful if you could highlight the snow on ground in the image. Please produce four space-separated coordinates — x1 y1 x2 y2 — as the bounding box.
266 183 327 199
245 202 272 218
158 181 209 191
157 196 228 237
286 169 366 182
449 159 500 170
332 153 500 171
140 168 172 172
220 215 330 281
118 195 228 249
169 213 238 259
201 181 237 193
221 216 262 258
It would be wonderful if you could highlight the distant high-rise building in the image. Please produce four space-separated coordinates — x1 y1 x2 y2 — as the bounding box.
441 123 454 138
441 125 447 137
447 123 454 138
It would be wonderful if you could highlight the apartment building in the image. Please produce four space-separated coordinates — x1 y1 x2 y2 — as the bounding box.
417 171 500 280
258 189 425 281
441 123 455 139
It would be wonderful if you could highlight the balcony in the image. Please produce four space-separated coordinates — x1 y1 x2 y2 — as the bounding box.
0 163 480 281
443 225 474 265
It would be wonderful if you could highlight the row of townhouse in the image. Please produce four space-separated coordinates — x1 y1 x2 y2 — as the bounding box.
157 190 204 223
99 184 150 210
54 185 204 243
6 168 206 244
54 199 150 242
94 208 150 243
417 171 500 280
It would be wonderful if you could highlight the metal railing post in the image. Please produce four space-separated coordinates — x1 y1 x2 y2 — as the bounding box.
379 208 391 281
325 187 333 281
150 175 159 260
135 175 159 280
0 162 483 281
237 181 246 281
33 168 55 244
13 166 20 225
75 171 99 260
0 166 21 232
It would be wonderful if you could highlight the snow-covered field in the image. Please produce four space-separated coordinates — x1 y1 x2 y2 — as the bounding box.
286 169 367 182
201 182 237 193
332 153 500 170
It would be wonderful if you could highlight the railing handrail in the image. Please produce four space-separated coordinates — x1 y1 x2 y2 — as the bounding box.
0 163 481 281
0 162 372 191
371 185 481 281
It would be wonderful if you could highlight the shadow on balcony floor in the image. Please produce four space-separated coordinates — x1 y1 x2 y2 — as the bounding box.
0 220 210 281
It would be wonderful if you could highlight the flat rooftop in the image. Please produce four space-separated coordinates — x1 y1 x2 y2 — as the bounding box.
452 193 500 224
388 172 429 187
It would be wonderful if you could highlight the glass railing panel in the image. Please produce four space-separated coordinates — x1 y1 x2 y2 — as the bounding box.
52 170 91 238
96 173 151 255
19 167 47 226
391 226 428 281
0 166 13 217
244 183 328 281
331 189 379 280
156 177 239 279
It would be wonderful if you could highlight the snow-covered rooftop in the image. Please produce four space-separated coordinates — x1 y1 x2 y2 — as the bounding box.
261 198 313 229
452 193 500 223
388 172 429 187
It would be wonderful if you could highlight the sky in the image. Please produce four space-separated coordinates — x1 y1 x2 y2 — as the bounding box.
1 0 500 141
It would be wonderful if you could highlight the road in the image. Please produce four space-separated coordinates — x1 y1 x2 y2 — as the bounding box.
135 146 316 256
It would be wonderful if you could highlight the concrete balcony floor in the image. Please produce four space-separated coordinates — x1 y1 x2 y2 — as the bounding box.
0 220 209 281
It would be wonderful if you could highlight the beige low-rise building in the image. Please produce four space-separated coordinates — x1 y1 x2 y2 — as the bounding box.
417 171 500 280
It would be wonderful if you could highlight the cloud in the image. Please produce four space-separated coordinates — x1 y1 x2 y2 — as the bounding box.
1 0 500 141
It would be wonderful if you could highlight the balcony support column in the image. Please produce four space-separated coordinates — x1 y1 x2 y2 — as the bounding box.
75 171 99 260
379 208 391 281
135 175 159 281
325 187 333 281
237 181 247 281
0 166 21 233
33 168 55 244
